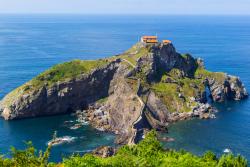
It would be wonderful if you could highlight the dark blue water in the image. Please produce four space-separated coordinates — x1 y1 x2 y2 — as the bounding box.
0 15 250 161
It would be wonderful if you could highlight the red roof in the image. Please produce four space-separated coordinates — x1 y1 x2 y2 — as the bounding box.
146 39 158 43
142 36 157 39
162 40 172 44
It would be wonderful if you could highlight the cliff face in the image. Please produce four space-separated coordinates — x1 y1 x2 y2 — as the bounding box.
0 42 248 144
0 60 120 120
195 61 248 102
207 76 247 102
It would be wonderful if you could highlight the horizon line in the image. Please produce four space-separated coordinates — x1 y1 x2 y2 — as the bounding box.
0 13 250 16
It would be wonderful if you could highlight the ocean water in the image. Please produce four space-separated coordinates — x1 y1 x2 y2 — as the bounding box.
0 15 250 161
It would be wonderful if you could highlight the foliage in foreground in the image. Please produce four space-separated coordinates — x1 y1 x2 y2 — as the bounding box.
0 131 247 167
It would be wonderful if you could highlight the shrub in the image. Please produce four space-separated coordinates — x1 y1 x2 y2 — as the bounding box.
0 131 247 167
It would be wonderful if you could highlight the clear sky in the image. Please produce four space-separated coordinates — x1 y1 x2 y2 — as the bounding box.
0 0 250 15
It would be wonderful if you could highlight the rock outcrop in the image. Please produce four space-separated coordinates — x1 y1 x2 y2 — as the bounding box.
0 42 248 144
92 146 116 158
0 59 121 120
206 75 248 102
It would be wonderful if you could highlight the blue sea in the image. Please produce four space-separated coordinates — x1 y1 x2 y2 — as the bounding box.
0 15 250 162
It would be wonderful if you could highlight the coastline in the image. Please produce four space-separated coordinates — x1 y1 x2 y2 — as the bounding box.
0 15 250 162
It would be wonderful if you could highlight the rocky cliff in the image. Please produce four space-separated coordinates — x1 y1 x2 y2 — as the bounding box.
0 59 120 120
0 42 248 144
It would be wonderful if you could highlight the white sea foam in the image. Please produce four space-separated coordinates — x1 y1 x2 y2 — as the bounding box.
223 148 232 153
70 124 82 130
47 136 76 146
74 150 92 153
64 120 74 123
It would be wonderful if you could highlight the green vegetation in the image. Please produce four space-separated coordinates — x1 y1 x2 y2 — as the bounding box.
30 59 109 88
126 78 139 93
2 59 109 106
181 53 191 59
0 131 247 167
96 96 109 104
0 140 53 167
151 68 204 113
119 43 150 66
195 67 226 83
152 81 181 112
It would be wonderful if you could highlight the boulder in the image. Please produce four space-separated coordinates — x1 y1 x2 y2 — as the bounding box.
92 146 116 158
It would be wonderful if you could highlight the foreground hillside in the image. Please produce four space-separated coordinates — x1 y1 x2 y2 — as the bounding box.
0 131 247 167
0 42 248 144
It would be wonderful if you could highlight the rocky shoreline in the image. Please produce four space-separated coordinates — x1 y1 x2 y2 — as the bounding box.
0 41 248 145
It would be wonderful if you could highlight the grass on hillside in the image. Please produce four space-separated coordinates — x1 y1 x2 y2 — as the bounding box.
151 68 205 113
2 59 109 106
30 59 108 87
119 43 150 66
195 67 226 83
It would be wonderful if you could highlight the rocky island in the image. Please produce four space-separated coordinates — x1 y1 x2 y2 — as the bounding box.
0 37 248 145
